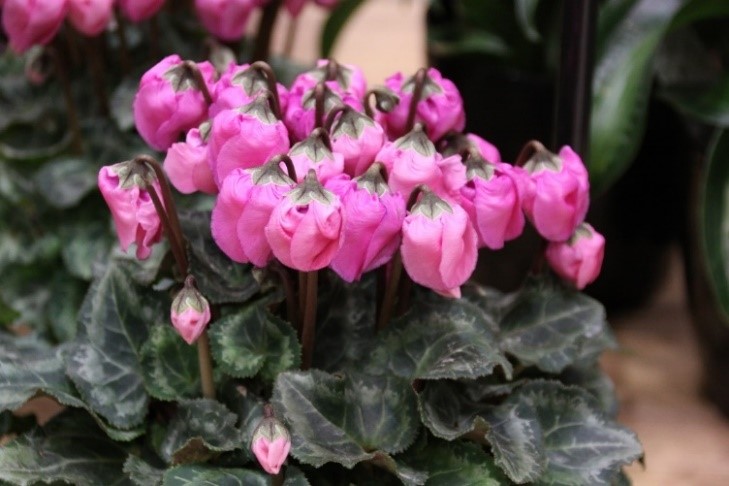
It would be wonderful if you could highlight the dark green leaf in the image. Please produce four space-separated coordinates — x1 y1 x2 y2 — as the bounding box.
124 455 165 486
272 370 419 468
558 365 619 418
161 465 268 486
220 382 266 463
33 157 98 209
369 296 511 380
60 220 114 281
0 411 36 437
140 324 201 401
209 302 300 381
283 466 311 486
0 410 133 486
416 381 489 442
498 277 615 373
515 0 542 42
0 115 71 162
320 0 367 59
44 272 85 342
65 262 157 429
111 79 138 132
662 75 729 126
158 399 240 465
180 211 259 305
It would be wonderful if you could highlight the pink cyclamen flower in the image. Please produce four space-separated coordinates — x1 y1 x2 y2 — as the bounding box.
170 276 211 344
133 55 216 151
118 0 165 22
401 190 478 298
288 128 344 184
164 122 217 194
326 168 406 282
292 59 368 99
466 133 501 164
210 63 289 118
265 170 344 271
329 107 385 177
284 81 363 142
459 158 524 250
98 161 163 260
211 162 295 267
251 412 291 475
208 96 290 184
194 0 257 42
546 223 605 289
521 144 590 242
67 0 114 36
2 0 68 53
377 68 465 142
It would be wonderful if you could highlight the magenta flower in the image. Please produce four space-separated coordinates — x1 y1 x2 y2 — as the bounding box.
329 108 385 177
170 276 211 344
208 96 290 184
2 0 67 53
67 0 114 36
98 162 164 260
163 123 217 194
284 81 363 142
521 145 590 242
546 223 605 289
401 191 478 298
327 169 406 282
466 133 501 164
292 59 368 100
194 0 257 42
251 413 291 475
459 159 524 250
211 163 295 267
118 0 165 22
210 63 289 118
288 129 344 184
265 170 345 271
377 68 465 142
133 55 216 151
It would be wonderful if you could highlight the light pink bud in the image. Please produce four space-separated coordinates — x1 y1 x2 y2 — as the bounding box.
288 129 344 184
210 63 289 118
251 411 290 475
171 276 211 344
2 0 67 53
67 0 114 36
133 55 216 151
401 191 478 298
327 169 406 282
211 163 295 267
377 68 465 142
208 98 290 184
118 0 165 22
164 123 217 194
521 145 590 242
459 160 524 250
546 223 605 289
265 170 345 271
98 161 163 260
194 0 256 41
329 108 385 177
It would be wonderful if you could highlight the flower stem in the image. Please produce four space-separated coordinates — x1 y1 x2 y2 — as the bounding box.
252 0 282 62
376 251 402 332
301 270 318 369
324 105 349 132
314 83 326 130
270 261 299 334
84 35 110 117
114 9 131 75
196 331 216 399
182 61 213 105
250 61 282 118
269 153 297 182
50 42 83 154
514 140 547 167
404 68 427 133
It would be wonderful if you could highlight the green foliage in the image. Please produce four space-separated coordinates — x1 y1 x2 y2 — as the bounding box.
141 324 201 401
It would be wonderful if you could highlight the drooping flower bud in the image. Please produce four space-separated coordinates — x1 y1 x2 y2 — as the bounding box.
287 128 344 184
326 167 406 282
546 223 605 290
210 63 289 118
118 0 165 22
329 107 385 177
292 59 368 100
377 68 465 142
164 122 217 194
284 82 362 142
98 160 164 260
171 276 212 344
251 406 291 475
401 190 478 298
265 170 345 271
68 0 114 36
521 144 590 242
194 0 258 41
208 95 290 184
2 0 68 54
133 55 216 151
459 156 524 250
211 160 295 267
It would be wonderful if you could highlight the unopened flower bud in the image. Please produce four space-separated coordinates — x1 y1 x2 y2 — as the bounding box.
546 223 605 290
118 0 165 23
2 0 67 54
171 276 212 344
251 405 291 475
288 128 344 184
194 0 257 42
68 0 114 36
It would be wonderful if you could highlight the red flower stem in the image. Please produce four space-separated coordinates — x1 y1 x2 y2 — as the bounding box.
270 262 300 334
149 14 160 61
325 59 339 80
314 83 326 130
376 251 402 332
114 9 131 75
312 127 333 151
182 61 213 105
514 140 547 167
252 0 282 62
324 105 349 132
404 68 427 133
197 331 216 399
250 61 282 119
50 42 83 154
269 154 298 182
298 271 307 332
142 180 188 278
301 270 318 369
84 35 110 117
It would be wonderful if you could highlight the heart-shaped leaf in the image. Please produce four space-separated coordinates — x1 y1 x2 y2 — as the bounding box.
140 324 201 401
161 465 268 486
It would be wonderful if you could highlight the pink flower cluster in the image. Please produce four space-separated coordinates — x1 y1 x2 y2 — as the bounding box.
118 57 604 295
